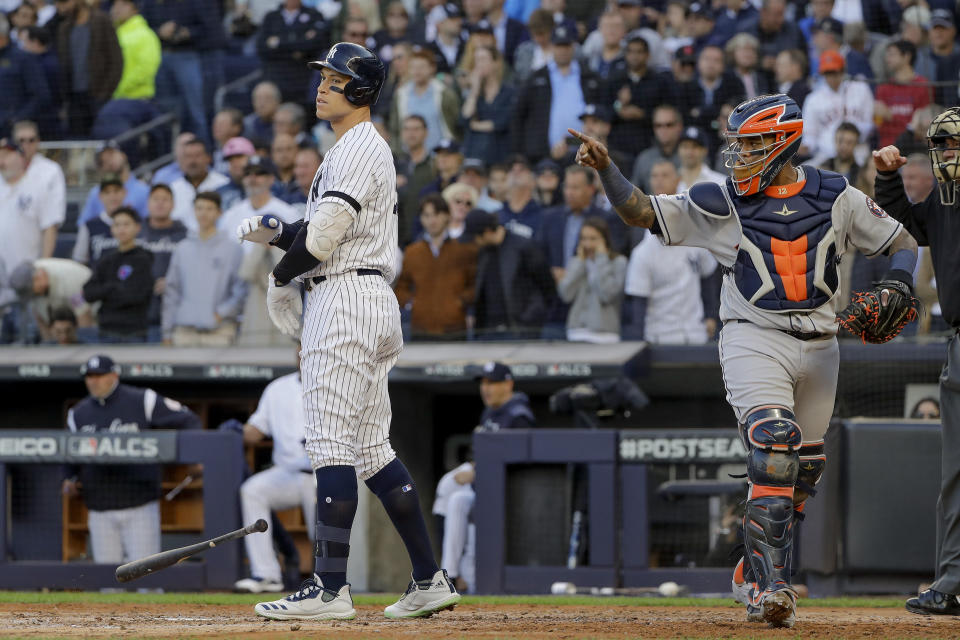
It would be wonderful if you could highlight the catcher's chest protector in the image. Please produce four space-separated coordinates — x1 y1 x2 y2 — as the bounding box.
728 169 846 312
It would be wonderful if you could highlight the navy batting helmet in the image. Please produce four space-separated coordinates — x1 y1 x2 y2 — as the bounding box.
722 94 803 196
308 43 385 107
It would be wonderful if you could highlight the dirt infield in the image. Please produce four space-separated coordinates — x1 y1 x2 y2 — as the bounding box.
3 601 958 639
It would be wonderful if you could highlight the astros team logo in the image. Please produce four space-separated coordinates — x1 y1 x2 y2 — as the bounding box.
865 196 887 218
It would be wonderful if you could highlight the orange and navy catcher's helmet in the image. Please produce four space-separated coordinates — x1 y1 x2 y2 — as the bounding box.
723 94 803 196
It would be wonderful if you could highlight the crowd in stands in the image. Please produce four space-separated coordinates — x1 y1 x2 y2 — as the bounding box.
1 0 957 345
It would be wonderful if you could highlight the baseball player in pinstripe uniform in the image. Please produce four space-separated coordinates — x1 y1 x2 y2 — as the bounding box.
237 42 460 621
572 94 918 628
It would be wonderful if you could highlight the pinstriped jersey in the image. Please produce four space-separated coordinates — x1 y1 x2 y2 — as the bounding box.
299 121 398 282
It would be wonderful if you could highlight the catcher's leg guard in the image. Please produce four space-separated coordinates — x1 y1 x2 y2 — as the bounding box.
740 406 802 597
794 440 826 513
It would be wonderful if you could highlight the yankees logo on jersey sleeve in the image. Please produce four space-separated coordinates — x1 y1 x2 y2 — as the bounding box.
300 122 398 282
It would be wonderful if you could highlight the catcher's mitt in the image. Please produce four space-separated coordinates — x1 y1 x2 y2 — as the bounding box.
837 279 920 344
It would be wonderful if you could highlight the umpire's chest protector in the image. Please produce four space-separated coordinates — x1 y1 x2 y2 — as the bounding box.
692 168 846 311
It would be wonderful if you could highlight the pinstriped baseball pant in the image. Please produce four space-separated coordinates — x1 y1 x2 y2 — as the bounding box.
300 273 403 480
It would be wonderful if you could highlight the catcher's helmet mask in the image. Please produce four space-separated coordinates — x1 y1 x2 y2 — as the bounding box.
308 42 385 107
723 94 804 196
926 106 960 206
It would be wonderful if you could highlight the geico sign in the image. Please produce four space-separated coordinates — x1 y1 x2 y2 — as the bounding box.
0 437 58 456
67 436 160 458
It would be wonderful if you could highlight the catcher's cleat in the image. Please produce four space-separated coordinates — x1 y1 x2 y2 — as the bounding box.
254 575 356 621
731 558 754 607
748 586 798 628
384 569 461 619
906 589 960 616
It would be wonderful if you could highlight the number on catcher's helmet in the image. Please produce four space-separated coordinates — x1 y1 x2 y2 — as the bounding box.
308 42 386 107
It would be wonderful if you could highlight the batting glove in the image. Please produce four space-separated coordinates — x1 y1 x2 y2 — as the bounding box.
266 273 302 337
237 214 282 244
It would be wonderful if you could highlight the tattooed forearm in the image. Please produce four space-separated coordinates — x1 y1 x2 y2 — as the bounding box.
614 187 656 228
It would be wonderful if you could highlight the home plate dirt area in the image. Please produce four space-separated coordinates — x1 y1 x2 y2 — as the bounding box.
2 600 957 639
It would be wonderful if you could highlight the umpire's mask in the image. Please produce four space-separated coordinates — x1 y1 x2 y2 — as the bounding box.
927 106 960 206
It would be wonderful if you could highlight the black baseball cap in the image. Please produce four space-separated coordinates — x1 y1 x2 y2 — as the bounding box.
441 2 463 19
475 361 513 382
0 138 23 154
552 25 575 45
434 138 461 154
81 354 121 376
469 19 494 34
535 158 562 175
679 126 709 148
932 8 955 28
245 155 278 176
99 172 124 189
462 157 487 174
506 153 530 169
580 103 614 124
689 2 713 19
814 17 844 38
676 44 697 64
461 209 499 242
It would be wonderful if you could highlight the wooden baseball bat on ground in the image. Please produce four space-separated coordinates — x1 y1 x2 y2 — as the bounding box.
115 519 268 583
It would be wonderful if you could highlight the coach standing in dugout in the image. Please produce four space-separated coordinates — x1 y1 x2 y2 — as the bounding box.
874 107 960 615
63 355 201 564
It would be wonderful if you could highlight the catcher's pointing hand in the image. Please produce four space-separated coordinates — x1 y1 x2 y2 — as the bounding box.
568 128 611 171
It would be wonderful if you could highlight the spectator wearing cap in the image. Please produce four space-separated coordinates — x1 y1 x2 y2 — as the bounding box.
497 156 541 239
64 354 200 565
461 209 555 340
79 143 149 225
269 133 300 203
395 115 438 246
425 3 466 74
256 0 328 107
394 193 477 339
557 216 627 343
485 0 529 68
819 121 861 184
138 184 187 343
243 82 282 147
607 33 670 160
220 156 299 246
162 191 246 346
421 138 464 197
743 0 806 73
461 45 515 166
215 136 256 213
713 0 758 46
774 49 812 111
676 127 725 191
580 10 625 80
0 14 52 138
475 362 535 430
54 0 123 137
389 48 461 156
9 257 95 342
725 33 771 99
810 17 872 81
0 137 63 280
801 50 873 163
513 8 555 82
670 45 744 142
211 108 245 174
169 139 230 234
17 25 60 139
81 207 154 342
534 159 563 208
511 25 602 163
798 0 836 49
928 9 960 107
72 174 128 268
874 40 932 149
629 104 683 193
459 159 502 212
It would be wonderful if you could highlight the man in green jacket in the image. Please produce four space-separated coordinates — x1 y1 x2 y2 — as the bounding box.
110 0 161 100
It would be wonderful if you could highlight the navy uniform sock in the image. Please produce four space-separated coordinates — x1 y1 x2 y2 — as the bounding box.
365 458 440 582
313 465 358 591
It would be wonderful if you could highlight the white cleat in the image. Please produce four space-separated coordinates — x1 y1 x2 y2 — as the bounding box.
731 558 753 607
255 575 356 621
384 569 462 619
234 577 284 593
